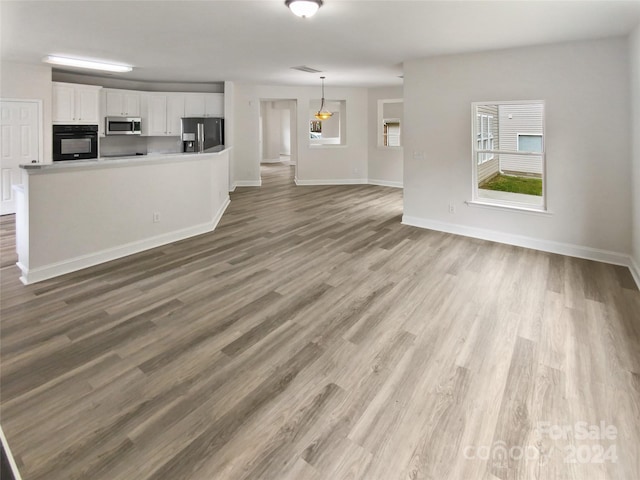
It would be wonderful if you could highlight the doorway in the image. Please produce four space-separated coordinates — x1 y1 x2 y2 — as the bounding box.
0 100 42 215
259 99 297 183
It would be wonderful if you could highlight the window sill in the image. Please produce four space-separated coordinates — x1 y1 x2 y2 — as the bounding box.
377 146 403 150
466 200 552 216
308 144 348 149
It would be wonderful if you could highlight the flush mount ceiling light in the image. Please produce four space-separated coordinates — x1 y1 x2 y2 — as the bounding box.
285 0 323 18
43 55 132 73
315 76 333 121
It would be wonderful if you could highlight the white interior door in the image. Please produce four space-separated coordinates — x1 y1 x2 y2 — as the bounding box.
1 100 40 215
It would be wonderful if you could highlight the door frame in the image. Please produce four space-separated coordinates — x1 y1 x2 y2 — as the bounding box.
258 98 298 183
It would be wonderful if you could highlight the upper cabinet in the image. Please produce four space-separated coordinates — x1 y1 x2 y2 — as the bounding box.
144 93 184 136
53 83 223 135
52 82 102 124
166 94 185 136
184 93 224 117
103 89 141 117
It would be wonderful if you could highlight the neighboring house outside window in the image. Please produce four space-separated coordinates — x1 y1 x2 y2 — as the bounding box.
517 134 543 153
476 113 494 164
471 101 545 211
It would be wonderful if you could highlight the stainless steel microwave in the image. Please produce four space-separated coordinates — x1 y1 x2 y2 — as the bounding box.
105 116 141 135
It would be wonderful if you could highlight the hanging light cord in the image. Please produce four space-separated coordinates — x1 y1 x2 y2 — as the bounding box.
319 76 327 113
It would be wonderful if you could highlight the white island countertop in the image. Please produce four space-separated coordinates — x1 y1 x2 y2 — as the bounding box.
20 146 230 173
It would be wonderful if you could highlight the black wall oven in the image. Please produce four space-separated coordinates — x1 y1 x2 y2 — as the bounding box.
53 125 98 161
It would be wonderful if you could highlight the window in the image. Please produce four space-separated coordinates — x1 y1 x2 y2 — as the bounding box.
476 114 494 163
472 101 545 211
383 120 401 146
309 100 346 146
310 120 322 139
378 99 403 147
517 134 543 153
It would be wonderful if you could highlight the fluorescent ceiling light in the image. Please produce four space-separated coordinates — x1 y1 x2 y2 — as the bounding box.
285 0 323 18
43 55 132 73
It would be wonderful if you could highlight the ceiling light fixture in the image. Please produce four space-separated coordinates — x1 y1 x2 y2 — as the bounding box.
315 76 333 121
43 55 132 73
285 0 323 18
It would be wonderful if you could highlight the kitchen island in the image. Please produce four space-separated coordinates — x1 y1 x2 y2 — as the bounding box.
15 148 230 284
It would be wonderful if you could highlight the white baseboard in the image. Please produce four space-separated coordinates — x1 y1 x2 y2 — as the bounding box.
402 215 634 271
229 182 237 192
1 424 23 480
235 180 262 187
295 178 368 186
260 159 283 164
368 179 403 188
292 178 402 188
18 197 231 285
630 256 640 289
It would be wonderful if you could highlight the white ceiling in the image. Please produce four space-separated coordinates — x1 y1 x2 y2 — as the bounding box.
2 0 640 87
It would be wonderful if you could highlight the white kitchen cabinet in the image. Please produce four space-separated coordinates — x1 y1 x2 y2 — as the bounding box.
184 94 205 117
184 93 224 117
144 93 184 136
52 83 75 123
52 82 101 124
166 94 185 136
205 93 224 117
104 89 141 117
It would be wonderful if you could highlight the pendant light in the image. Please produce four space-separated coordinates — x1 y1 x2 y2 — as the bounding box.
315 76 333 121
285 0 323 18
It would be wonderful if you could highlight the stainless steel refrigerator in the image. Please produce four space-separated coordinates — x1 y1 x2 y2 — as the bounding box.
181 117 224 153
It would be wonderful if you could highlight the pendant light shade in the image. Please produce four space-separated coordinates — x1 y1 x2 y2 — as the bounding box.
285 0 323 18
315 76 333 121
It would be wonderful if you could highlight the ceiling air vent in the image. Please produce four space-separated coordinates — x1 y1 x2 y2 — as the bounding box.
291 65 323 74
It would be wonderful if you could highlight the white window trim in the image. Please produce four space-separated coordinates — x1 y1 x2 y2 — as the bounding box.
471 100 546 212
476 114 494 164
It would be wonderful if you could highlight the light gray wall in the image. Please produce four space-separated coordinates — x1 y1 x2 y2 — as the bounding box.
368 87 403 186
1 61 53 162
232 83 368 184
261 101 282 162
631 26 640 274
280 109 291 156
403 37 632 255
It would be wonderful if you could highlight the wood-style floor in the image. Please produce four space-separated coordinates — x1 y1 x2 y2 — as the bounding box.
1 163 639 480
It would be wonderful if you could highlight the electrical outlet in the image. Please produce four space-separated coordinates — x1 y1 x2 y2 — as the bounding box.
448 203 455 214
153 212 161 223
